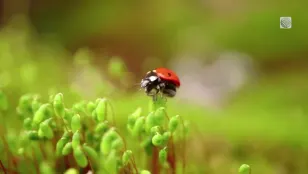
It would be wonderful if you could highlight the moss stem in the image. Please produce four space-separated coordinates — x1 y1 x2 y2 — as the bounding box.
179 117 186 174
0 160 7 174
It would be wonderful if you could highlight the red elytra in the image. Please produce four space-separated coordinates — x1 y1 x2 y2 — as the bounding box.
155 67 181 87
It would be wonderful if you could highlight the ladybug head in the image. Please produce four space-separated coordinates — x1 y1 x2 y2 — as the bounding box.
140 71 161 96
140 70 177 98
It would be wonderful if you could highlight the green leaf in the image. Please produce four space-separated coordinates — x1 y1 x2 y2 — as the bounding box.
168 115 180 133
145 112 159 133
86 101 96 115
141 137 153 155
132 116 145 137
64 168 79 174
140 170 151 174
95 121 109 134
85 131 95 144
33 104 52 126
91 110 97 121
127 107 142 131
40 161 55 174
23 117 32 130
39 121 54 139
56 132 70 156
104 149 117 174
150 126 161 135
162 131 171 144
0 90 8 111
82 144 99 162
73 146 88 168
163 131 171 140
53 93 65 117
129 107 142 121
122 150 132 166
18 94 33 114
100 128 119 155
62 142 73 156
152 133 164 146
72 130 81 150
32 97 41 113
111 138 124 151
71 114 81 132
159 147 167 165
154 107 166 125
72 101 87 114
64 109 73 123
239 164 251 174
27 130 40 140
96 98 107 121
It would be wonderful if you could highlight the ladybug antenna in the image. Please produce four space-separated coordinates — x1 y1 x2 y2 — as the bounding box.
133 82 142 86
134 83 143 91
129 82 142 89
152 95 157 102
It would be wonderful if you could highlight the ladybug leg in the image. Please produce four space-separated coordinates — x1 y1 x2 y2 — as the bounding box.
149 87 159 102
152 94 157 102
162 94 167 102
158 82 166 97
153 90 160 102
151 83 163 102
160 91 167 102
155 83 165 99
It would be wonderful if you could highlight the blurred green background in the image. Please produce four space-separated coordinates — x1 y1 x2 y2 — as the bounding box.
1 0 308 173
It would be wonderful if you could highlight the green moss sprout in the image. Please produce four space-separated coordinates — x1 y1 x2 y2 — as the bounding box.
0 88 193 174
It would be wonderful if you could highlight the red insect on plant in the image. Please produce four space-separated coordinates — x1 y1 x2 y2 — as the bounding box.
140 68 181 100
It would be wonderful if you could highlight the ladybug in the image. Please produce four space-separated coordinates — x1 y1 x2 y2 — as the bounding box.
140 68 180 98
